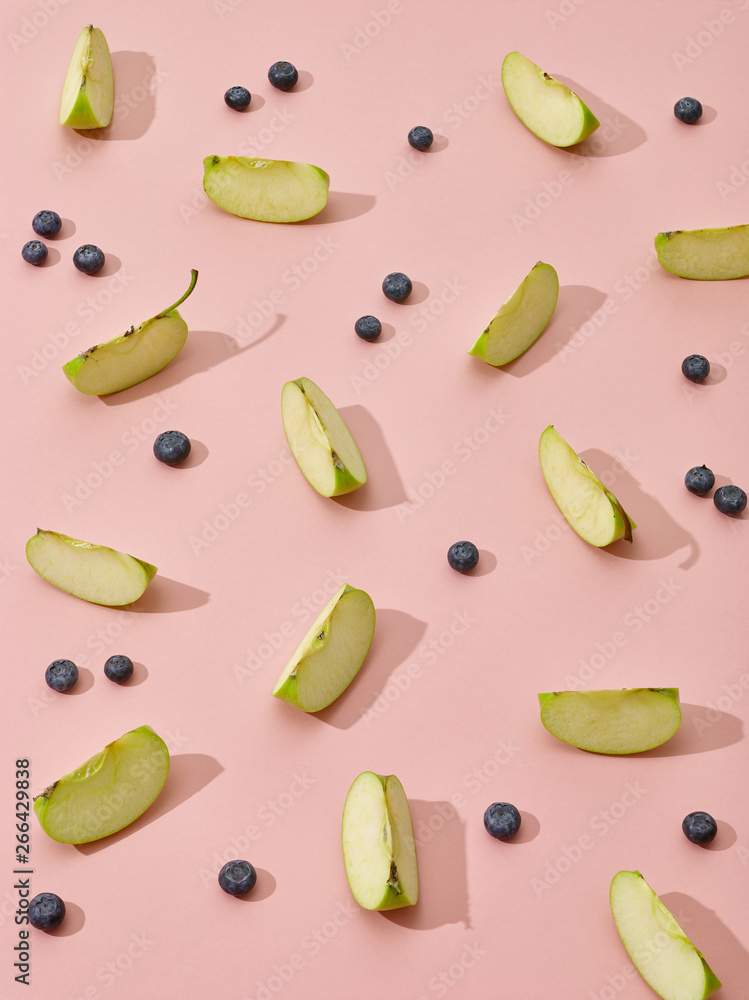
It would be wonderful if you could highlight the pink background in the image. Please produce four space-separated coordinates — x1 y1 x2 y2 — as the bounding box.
2 0 748 997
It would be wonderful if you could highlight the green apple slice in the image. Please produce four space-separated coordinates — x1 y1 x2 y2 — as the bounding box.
501 51 599 147
62 270 197 395
33 725 170 844
610 871 721 1000
281 377 367 497
341 772 419 911
538 688 681 754
273 584 375 712
59 25 114 129
539 425 635 546
26 529 157 606
202 156 330 223
655 225 749 279
469 261 559 366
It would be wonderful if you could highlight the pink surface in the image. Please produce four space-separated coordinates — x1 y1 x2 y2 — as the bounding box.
3 0 749 997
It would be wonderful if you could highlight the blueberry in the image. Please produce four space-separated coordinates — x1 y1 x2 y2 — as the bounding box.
681 354 710 383
104 654 134 683
354 315 382 341
73 244 105 275
32 210 62 237
224 86 251 111
382 272 412 303
447 541 479 573
484 802 521 841
674 97 703 124
153 430 192 466
682 811 717 845
408 126 434 150
684 465 715 496
268 61 298 91
714 484 747 515
218 859 257 895
45 659 79 692
29 892 66 930
22 240 48 266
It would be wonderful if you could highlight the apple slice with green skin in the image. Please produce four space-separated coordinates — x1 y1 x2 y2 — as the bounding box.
655 225 749 279
33 725 170 844
203 156 330 223
26 529 157 606
610 871 721 1000
59 25 114 129
539 425 635 546
62 270 197 395
538 688 681 754
282 377 367 497
501 51 599 147
469 262 559 366
273 584 375 712
342 772 419 911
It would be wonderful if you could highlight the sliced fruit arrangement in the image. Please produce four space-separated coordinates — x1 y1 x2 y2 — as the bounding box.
282 377 367 497
538 688 681 754
539 426 635 546
341 771 419 911
62 269 197 395
33 725 170 844
655 225 749 279
272 583 375 712
501 51 599 147
202 156 329 222
59 24 114 129
26 529 157 606
469 261 558 366
610 870 721 1000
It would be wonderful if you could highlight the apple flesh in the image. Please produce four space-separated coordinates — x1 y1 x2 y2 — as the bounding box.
26 529 157 606
282 377 366 497
469 261 559 366
501 51 599 147
610 871 721 1000
203 156 330 223
62 270 197 395
655 225 749 279
538 688 681 754
341 772 419 911
539 425 635 546
34 725 170 844
273 584 375 712
59 25 114 129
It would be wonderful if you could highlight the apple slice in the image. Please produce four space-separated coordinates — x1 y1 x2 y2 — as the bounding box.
341 772 419 911
539 425 635 546
202 156 330 223
538 688 681 754
62 270 197 395
469 261 559 366
26 529 157 606
59 25 114 129
273 584 375 712
655 225 749 279
610 871 721 1000
281 377 367 497
34 725 170 844
501 51 599 147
